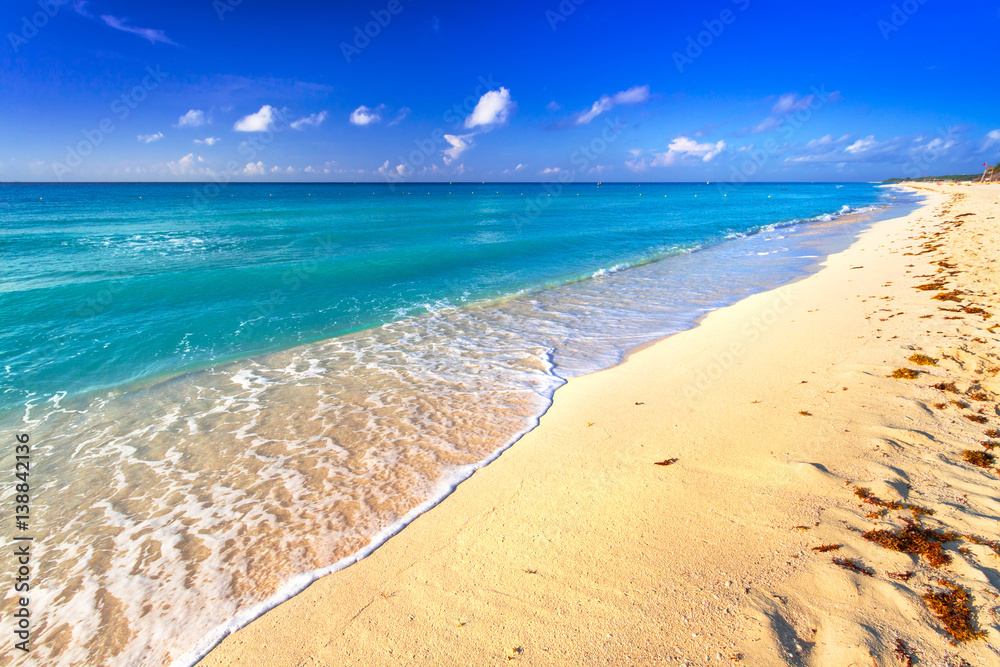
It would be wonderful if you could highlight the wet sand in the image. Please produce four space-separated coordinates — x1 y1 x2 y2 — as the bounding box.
201 183 1000 666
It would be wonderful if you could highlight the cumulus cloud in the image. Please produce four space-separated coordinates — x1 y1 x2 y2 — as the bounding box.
234 105 278 132
784 131 964 169
443 134 475 164
541 167 562 175
291 111 328 130
574 85 650 125
194 137 220 145
651 137 727 166
243 161 266 176
464 88 515 129
350 105 385 126
166 153 204 176
177 110 206 128
137 132 163 143
377 160 410 177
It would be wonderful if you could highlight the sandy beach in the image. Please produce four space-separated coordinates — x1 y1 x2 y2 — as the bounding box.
200 183 1000 667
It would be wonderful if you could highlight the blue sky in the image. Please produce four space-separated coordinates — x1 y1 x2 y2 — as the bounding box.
2 0 998 183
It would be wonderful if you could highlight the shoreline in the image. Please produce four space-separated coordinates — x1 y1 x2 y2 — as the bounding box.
1 185 907 667
200 183 1000 666
171 196 910 666
0 190 891 425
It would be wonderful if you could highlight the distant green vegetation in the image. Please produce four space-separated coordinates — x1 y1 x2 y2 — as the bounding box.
885 161 1000 183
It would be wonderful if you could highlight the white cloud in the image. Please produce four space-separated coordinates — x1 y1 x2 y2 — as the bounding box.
541 167 562 175
748 91 842 134
576 97 615 126
270 166 281 173
194 137 220 146
243 161 266 176
177 110 206 128
350 105 385 126
73 5 177 46
515 163 526 171
546 101 562 112
845 135 878 154
138 132 163 143
771 93 815 115
464 88 515 129
806 134 838 149
166 153 205 176
99 14 176 45
377 161 410 177
304 166 316 173
234 105 277 132
982 129 1000 151
388 107 411 126
443 134 474 164
651 137 727 166
574 85 650 125
612 85 651 105
291 111 328 130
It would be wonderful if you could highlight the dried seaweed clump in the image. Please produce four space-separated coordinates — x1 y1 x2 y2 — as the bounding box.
984 429 1000 439
962 450 997 470
923 581 986 642
967 391 990 402
932 290 964 303
962 534 1000 557
934 381 960 393
854 487 935 517
863 524 959 568
908 354 938 366
811 544 841 553
964 414 989 424
833 557 874 577
963 306 992 319
893 639 914 667
654 458 679 467
916 281 946 291
891 368 921 380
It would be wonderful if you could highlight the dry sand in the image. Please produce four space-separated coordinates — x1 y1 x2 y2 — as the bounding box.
201 183 1000 667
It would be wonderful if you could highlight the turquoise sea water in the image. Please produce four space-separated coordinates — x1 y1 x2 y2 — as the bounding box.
2 182 893 416
0 182 918 667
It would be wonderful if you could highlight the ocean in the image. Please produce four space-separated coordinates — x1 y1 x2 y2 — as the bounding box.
0 182 919 666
